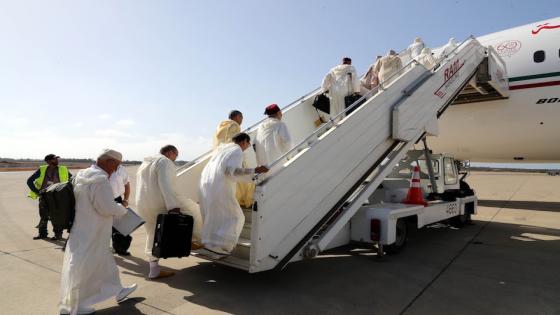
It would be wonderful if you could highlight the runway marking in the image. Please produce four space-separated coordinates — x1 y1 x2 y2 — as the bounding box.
1 249 60 274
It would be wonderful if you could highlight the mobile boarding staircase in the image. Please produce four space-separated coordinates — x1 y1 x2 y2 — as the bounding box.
175 36 509 273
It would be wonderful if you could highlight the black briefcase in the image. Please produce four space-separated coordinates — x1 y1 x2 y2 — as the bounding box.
312 93 330 114
152 213 193 259
344 93 365 115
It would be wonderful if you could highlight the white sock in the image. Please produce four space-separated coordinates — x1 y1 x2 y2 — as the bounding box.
148 261 160 278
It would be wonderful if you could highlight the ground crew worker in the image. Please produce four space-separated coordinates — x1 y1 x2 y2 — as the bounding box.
26 154 71 240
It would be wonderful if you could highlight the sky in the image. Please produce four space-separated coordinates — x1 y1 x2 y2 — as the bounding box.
0 0 558 161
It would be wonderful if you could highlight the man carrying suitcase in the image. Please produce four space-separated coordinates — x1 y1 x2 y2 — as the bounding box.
135 145 183 279
26 154 72 240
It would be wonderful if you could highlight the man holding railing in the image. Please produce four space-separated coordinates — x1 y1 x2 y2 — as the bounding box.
199 133 268 257
254 104 292 168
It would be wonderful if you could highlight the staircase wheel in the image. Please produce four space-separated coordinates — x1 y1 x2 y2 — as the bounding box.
385 219 408 254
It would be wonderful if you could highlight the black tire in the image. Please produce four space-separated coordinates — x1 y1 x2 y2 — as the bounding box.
385 219 408 254
450 213 471 228
459 180 475 197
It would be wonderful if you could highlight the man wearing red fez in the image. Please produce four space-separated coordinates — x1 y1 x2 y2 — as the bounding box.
254 104 292 168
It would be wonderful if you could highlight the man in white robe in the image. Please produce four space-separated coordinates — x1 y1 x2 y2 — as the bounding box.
199 133 268 256
254 104 292 167
321 57 361 122
214 110 257 208
135 144 185 279
60 149 137 315
361 55 382 92
416 47 438 70
407 37 425 60
438 37 458 60
374 50 403 89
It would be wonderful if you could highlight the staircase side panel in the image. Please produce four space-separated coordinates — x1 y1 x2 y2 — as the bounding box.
250 67 426 270
393 40 486 141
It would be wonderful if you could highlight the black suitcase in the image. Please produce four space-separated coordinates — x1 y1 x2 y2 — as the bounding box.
43 181 75 231
152 213 193 259
344 93 365 115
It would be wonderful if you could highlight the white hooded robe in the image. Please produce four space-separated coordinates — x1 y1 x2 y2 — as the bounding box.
439 38 458 60
199 143 253 254
407 38 425 59
416 48 438 70
135 154 202 260
321 64 361 122
254 117 292 167
374 53 403 88
59 165 127 314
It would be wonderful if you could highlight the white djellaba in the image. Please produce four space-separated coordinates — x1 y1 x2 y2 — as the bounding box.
374 50 404 88
407 37 425 59
199 143 254 254
321 64 361 122
438 37 458 60
254 117 292 168
59 162 134 315
135 154 203 260
416 47 438 70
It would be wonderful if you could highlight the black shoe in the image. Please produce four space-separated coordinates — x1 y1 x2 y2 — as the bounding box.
51 234 63 241
33 234 48 240
116 251 131 256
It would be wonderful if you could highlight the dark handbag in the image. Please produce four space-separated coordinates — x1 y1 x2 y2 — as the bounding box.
312 93 330 114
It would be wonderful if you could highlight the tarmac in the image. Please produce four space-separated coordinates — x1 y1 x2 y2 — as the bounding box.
1 167 559 315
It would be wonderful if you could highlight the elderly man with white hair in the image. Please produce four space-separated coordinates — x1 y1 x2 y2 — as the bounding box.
136 144 184 279
59 149 137 315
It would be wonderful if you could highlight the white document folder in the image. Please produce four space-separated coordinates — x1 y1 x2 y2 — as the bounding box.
113 208 145 236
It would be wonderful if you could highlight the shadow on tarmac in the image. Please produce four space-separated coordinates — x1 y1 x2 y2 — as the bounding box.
94 297 146 315
479 200 560 212
103 222 560 315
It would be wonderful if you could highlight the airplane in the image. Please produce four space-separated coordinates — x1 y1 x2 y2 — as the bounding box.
429 17 560 163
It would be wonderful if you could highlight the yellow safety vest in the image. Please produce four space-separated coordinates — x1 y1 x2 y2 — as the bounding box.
28 165 69 199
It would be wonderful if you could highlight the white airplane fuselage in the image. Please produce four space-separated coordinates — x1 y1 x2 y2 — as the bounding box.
429 17 560 162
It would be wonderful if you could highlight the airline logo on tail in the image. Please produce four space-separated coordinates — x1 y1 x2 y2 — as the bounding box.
532 22 560 35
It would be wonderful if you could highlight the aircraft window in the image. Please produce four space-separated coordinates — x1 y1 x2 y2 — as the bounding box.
533 50 545 63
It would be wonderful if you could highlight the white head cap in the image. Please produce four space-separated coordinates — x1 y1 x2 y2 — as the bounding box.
449 37 457 45
97 148 122 161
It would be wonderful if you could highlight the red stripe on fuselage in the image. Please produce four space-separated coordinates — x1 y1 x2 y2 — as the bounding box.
509 80 560 90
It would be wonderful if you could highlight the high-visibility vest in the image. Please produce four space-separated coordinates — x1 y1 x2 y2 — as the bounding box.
28 165 69 199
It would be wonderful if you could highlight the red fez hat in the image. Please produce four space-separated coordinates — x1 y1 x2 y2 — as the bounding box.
264 104 280 115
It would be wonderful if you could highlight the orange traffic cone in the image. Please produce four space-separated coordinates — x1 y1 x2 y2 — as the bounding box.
402 166 428 206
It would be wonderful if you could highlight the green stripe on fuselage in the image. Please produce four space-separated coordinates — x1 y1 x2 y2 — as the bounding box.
509 71 560 82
